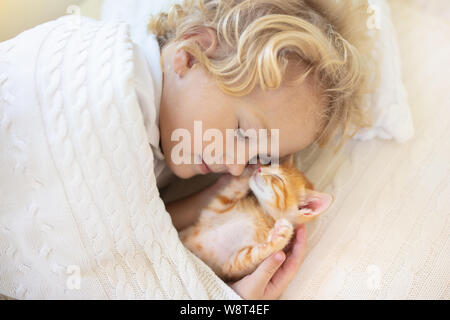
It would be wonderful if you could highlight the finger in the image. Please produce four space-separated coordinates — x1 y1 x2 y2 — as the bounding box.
250 251 286 290
268 225 307 292
283 234 296 255
283 223 306 255
280 225 307 273
271 225 307 284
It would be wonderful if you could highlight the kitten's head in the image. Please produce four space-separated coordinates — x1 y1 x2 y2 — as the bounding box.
248 155 332 225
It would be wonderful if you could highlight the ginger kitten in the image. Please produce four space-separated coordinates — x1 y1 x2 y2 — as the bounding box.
179 155 333 281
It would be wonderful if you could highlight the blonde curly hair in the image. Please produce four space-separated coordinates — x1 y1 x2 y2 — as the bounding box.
149 0 377 148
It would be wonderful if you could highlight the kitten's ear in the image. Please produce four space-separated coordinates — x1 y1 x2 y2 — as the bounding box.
298 190 333 218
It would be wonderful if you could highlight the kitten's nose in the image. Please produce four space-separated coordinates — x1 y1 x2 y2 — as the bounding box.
257 167 262 173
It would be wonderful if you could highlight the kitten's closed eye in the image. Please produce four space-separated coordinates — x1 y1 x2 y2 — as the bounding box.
298 203 315 215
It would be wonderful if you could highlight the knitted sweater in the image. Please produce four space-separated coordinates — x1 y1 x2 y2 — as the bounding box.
0 16 242 300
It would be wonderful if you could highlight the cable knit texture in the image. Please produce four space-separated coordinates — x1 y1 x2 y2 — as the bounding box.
0 16 241 300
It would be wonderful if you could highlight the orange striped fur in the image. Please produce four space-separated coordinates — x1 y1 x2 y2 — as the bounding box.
179 155 333 281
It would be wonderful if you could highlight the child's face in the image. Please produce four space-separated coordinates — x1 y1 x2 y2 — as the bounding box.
159 43 324 179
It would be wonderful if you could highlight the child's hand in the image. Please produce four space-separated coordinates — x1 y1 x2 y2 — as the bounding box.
228 225 307 300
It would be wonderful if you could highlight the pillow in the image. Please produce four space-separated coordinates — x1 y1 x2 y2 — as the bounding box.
101 0 414 143
354 0 414 142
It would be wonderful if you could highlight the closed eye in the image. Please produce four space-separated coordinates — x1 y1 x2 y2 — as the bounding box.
262 172 285 186
273 174 285 184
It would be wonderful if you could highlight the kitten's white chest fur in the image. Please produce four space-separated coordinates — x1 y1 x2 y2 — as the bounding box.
194 209 256 266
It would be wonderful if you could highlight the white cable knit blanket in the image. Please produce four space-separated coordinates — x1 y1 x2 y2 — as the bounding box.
0 16 241 300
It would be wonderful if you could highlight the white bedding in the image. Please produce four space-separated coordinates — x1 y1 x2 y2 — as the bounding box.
0 16 241 300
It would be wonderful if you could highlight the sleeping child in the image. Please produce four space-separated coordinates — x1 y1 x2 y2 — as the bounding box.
0 0 374 299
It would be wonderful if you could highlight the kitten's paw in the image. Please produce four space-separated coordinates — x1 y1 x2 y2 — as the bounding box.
215 174 234 189
220 170 252 198
268 219 294 244
232 168 253 186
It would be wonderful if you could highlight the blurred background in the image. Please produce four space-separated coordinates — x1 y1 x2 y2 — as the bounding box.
0 0 102 42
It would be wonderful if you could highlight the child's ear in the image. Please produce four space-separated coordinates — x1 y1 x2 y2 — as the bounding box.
185 27 218 56
173 27 217 78
297 189 333 218
173 49 191 78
